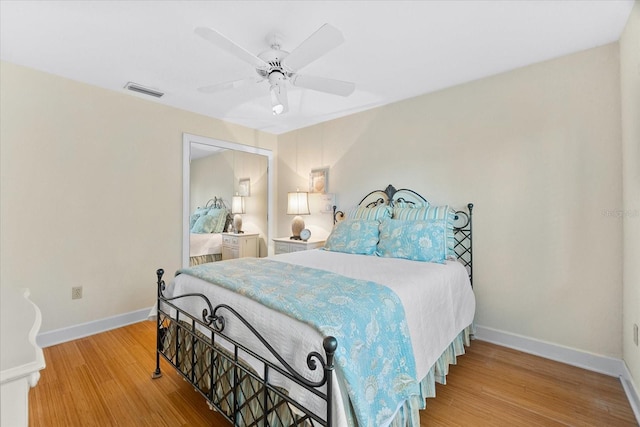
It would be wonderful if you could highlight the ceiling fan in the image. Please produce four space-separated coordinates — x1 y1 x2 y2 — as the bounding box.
195 24 355 115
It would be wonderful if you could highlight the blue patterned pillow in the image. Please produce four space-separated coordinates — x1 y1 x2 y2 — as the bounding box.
376 219 448 263
191 214 219 233
189 213 201 229
349 205 392 221
393 205 456 259
324 219 380 255
193 206 210 216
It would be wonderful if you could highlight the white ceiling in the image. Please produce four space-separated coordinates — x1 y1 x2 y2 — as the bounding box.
0 1 634 135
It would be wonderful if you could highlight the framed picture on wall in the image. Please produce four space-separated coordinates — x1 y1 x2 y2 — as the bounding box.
238 178 250 197
309 168 328 193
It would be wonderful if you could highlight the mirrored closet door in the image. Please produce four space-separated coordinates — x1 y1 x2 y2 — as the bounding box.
182 133 273 268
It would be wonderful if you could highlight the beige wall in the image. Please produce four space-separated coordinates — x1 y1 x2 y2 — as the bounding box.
278 43 623 359
190 150 234 213
620 1 640 389
0 61 277 333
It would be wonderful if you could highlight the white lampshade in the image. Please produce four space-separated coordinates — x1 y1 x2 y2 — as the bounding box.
287 191 309 239
231 195 245 214
286 191 310 215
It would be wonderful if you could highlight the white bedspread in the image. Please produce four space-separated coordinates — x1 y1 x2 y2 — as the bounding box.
189 232 222 257
164 250 475 426
273 250 475 381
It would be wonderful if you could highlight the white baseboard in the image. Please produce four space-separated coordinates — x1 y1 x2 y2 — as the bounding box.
36 307 153 348
474 324 639 425
621 362 640 423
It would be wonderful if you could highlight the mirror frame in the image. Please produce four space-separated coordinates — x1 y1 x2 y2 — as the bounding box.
182 133 274 268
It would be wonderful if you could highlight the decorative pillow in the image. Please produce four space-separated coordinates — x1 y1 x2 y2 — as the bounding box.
191 214 219 233
392 205 456 258
348 204 392 221
189 213 201 229
392 200 428 209
206 208 229 233
323 219 380 255
193 206 210 217
376 219 447 263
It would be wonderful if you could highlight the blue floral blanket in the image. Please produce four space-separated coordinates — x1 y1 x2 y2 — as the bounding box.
178 257 418 427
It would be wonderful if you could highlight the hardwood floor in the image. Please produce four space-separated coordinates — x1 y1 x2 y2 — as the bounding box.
29 321 637 426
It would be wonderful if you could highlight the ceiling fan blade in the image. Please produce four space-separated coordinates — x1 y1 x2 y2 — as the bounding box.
197 78 261 94
281 24 345 72
195 27 268 70
291 74 355 97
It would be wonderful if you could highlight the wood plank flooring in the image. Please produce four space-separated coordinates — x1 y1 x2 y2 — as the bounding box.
29 321 637 426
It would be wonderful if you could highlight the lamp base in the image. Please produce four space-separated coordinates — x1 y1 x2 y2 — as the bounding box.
290 215 305 240
233 214 243 234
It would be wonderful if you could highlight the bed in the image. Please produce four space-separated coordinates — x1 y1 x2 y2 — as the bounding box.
189 197 233 266
153 184 475 426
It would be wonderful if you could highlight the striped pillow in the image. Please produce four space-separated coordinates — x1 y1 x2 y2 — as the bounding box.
208 208 229 233
393 205 456 258
349 204 392 221
392 200 428 209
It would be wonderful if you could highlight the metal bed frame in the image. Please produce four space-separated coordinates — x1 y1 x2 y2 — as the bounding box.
153 184 473 426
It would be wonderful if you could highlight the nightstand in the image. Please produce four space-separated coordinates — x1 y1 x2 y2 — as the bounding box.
222 233 259 260
273 237 326 255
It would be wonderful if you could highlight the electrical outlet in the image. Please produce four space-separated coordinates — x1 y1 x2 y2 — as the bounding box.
634 324 638 346
72 286 83 300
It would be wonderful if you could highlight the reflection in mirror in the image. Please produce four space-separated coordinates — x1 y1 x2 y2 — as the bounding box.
183 134 273 268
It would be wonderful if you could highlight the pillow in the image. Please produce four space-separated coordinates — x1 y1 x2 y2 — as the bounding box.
348 204 392 221
190 214 219 233
392 205 456 258
206 208 228 233
189 213 201 229
376 219 447 263
193 206 210 217
392 200 428 209
323 219 380 255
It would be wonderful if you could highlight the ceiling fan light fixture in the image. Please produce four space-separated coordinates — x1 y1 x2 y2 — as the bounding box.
272 102 285 116
270 82 287 115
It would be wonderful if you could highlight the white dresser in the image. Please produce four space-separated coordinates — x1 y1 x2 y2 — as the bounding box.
222 232 260 260
273 237 326 255
0 287 45 427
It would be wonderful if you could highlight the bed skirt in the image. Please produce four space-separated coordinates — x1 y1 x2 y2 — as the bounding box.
189 254 222 266
162 316 472 427
387 326 473 427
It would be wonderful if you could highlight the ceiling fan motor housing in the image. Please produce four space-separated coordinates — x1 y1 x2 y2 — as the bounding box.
257 49 292 84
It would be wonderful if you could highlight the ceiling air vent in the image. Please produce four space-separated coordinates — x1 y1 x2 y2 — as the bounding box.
124 82 164 98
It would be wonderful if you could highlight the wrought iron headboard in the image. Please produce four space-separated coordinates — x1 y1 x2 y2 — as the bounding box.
333 184 474 287
204 196 226 209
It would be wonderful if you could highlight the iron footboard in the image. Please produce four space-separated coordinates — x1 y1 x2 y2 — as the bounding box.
152 269 338 427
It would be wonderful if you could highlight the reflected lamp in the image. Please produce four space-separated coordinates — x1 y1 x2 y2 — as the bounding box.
231 194 245 233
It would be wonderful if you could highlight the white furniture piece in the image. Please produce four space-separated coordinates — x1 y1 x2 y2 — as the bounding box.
222 232 260 260
273 237 326 255
1 287 46 427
